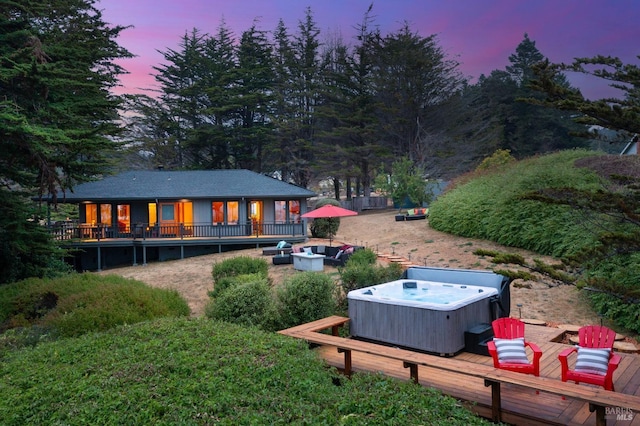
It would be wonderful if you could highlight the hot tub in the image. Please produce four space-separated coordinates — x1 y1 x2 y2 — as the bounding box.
348 278 499 355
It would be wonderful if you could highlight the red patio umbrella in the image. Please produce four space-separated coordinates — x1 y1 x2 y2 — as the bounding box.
301 204 358 246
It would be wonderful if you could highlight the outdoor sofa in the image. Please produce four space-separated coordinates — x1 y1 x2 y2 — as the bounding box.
262 241 293 255
272 244 362 267
395 208 428 222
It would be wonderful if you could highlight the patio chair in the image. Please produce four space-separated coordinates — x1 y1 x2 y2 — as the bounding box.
558 325 621 391
487 317 542 377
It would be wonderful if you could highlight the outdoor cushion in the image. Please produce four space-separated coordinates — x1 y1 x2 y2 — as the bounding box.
493 337 529 364
335 250 344 259
303 247 312 254
575 347 610 376
276 240 287 249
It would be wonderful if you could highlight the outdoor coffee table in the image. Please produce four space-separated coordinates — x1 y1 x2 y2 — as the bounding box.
292 253 325 271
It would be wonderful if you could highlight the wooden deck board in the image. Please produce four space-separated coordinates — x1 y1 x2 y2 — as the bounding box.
306 322 640 426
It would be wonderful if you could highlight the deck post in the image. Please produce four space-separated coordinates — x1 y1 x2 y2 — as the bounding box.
337 348 352 377
403 362 419 383
484 379 502 423
589 403 606 426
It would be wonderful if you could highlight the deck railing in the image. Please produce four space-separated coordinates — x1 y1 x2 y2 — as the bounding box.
48 221 305 241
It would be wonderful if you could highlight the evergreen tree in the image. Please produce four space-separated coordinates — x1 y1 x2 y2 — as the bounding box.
427 76 510 178
315 4 385 199
287 7 322 188
466 34 587 160
0 0 132 282
371 23 465 174
506 33 543 85
229 22 275 171
271 19 299 182
199 21 237 168
529 55 640 135
152 28 209 168
121 95 181 169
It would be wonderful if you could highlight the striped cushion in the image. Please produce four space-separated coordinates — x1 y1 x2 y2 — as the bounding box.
575 347 610 376
493 337 529 364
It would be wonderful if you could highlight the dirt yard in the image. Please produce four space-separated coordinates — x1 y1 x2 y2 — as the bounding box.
97 210 604 327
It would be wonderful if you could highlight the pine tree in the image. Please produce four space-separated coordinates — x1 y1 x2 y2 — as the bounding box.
315 4 384 199
230 22 275 171
0 0 132 282
468 34 587 159
506 33 543 85
530 55 640 135
199 21 237 168
287 7 322 188
152 28 209 168
371 23 464 174
271 19 298 182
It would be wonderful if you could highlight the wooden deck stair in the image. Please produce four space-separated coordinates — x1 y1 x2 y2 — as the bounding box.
377 252 420 269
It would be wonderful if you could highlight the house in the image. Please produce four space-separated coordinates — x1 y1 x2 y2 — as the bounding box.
46 169 316 271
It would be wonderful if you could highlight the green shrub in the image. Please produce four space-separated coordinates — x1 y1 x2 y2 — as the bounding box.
338 261 403 310
205 279 276 329
276 272 336 329
588 291 640 334
0 326 56 354
0 318 492 425
340 261 403 294
209 273 270 298
579 252 640 332
346 247 378 266
475 149 516 172
211 256 268 282
0 274 189 340
429 149 605 258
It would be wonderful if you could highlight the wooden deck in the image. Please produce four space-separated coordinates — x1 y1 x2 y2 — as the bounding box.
309 323 640 425
60 233 308 271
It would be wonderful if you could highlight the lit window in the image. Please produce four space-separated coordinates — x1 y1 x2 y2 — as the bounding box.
85 204 97 224
227 201 238 224
211 201 239 224
275 201 286 223
101 204 112 226
117 205 130 232
289 201 300 223
212 202 224 224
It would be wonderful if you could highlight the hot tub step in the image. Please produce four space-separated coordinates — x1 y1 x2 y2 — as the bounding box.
464 323 493 356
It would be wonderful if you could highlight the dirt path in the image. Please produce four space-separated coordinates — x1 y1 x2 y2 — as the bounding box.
97 210 603 326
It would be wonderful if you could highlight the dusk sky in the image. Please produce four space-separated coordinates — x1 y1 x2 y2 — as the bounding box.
99 0 639 99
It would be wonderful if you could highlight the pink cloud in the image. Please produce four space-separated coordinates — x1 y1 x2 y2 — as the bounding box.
99 0 640 99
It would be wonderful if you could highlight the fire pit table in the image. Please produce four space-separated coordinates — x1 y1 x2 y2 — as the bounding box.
292 253 325 271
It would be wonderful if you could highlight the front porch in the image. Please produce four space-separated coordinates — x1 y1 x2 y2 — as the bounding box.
52 221 308 271
50 221 305 241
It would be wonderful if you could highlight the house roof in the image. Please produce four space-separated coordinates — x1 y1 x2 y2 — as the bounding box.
54 170 316 202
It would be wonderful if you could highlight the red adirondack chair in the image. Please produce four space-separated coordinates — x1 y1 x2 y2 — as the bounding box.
487 317 543 376
558 325 621 391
